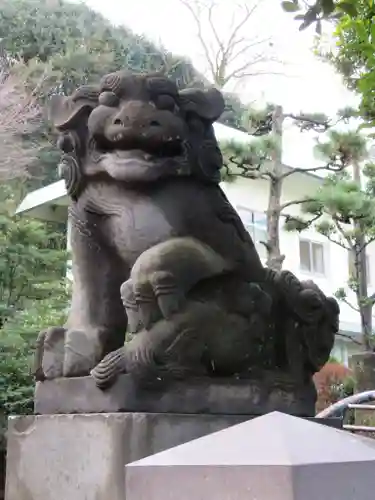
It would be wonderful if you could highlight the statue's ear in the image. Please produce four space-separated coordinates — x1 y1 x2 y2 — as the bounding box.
178 87 225 122
49 86 100 131
326 296 340 316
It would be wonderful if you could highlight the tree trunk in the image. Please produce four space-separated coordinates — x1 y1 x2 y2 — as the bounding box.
352 161 373 351
266 105 284 271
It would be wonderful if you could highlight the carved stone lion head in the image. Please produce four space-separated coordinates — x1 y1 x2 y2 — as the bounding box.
49 70 225 199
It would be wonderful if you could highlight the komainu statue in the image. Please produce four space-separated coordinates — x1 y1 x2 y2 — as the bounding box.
34 70 339 407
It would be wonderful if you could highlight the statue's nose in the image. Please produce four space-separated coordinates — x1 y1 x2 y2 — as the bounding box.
112 101 160 129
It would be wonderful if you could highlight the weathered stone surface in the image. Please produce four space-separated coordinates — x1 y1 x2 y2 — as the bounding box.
34 374 317 416
5 412 342 500
125 411 375 500
5 412 247 500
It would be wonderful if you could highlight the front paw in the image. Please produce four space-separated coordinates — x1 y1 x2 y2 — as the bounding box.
63 329 101 377
91 348 127 389
34 327 66 381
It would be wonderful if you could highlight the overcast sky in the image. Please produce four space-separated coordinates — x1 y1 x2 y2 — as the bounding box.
79 0 358 117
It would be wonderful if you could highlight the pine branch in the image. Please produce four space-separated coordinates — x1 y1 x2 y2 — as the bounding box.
284 212 322 232
224 153 276 181
333 217 356 251
279 161 347 180
280 197 314 211
336 332 363 346
323 233 350 251
360 236 375 252
285 112 346 132
340 297 360 313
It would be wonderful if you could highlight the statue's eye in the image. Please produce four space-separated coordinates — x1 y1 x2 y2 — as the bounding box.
98 91 119 107
155 94 176 111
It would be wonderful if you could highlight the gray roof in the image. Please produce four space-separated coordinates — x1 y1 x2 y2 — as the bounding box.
129 411 375 467
125 412 375 500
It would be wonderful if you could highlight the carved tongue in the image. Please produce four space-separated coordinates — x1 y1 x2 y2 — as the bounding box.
115 150 153 162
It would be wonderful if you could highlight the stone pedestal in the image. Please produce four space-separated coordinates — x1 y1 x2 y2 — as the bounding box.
34 374 316 416
5 412 342 500
6 376 326 499
5 412 248 500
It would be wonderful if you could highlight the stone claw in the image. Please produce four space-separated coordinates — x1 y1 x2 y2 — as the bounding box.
120 279 142 333
91 347 127 389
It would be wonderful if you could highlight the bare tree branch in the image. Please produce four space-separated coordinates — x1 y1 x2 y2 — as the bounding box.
180 0 282 89
207 3 226 57
179 0 217 82
227 37 276 66
224 2 258 51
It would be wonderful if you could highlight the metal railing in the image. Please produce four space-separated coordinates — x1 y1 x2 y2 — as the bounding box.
316 390 375 433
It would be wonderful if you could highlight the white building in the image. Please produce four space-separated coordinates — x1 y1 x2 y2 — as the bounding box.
17 121 369 365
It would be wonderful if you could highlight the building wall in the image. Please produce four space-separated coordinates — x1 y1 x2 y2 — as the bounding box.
331 337 361 366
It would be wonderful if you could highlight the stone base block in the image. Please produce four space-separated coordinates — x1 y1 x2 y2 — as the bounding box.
5 412 341 500
34 374 316 416
5 412 249 500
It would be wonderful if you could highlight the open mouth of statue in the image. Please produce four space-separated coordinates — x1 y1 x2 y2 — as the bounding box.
100 126 186 159
95 132 188 182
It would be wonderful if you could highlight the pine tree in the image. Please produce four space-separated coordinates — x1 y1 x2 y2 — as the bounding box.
284 129 375 350
0 188 67 326
221 103 356 270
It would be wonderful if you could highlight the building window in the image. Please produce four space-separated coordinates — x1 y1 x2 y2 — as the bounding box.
236 207 267 260
348 250 371 286
299 239 325 275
